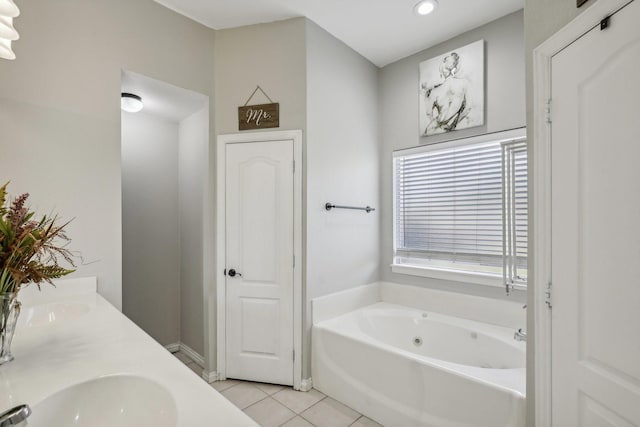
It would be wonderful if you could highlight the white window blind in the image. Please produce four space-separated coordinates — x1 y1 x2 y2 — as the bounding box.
502 139 528 288
393 134 527 288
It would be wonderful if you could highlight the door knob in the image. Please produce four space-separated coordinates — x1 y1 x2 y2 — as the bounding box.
227 269 242 277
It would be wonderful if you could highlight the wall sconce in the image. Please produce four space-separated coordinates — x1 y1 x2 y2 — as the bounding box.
0 0 20 60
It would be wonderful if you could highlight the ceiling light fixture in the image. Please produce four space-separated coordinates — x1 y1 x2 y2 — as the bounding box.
414 0 438 16
121 93 144 113
0 0 20 60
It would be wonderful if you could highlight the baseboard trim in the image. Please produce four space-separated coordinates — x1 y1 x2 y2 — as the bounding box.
203 371 219 383
299 377 313 392
179 343 205 367
165 342 204 368
165 342 180 353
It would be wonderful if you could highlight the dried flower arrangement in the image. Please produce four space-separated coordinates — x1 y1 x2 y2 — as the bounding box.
0 182 77 363
0 182 76 296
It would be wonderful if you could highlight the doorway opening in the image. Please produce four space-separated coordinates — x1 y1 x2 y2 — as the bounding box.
121 69 211 378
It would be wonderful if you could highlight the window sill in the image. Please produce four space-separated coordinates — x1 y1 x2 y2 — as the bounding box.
390 263 506 288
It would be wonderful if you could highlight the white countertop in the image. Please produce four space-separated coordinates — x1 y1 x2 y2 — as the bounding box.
0 277 258 427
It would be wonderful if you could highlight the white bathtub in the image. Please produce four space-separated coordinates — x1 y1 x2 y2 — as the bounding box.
312 302 526 427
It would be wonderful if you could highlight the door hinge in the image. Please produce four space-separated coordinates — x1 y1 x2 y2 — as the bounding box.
292 160 296 173
545 282 553 309
293 255 295 268
545 98 552 124
292 350 295 361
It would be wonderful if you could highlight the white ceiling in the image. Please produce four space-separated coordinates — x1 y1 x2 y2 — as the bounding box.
121 70 207 122
154 0 523 67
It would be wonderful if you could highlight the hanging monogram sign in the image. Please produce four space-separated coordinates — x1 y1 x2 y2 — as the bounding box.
238 86 280 131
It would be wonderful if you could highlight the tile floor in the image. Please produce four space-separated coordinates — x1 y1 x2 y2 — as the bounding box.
172 351 383 427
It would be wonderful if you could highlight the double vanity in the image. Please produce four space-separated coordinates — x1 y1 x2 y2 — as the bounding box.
0 277 258 426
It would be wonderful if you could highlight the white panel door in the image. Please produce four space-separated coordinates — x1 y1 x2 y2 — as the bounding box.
551 2 640 425
225 140 294 385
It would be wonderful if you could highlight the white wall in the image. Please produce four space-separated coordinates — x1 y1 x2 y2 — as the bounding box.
378 10 526 301
122 112 181 346
179 107 209 356
305 20 380 378
0 0 215 309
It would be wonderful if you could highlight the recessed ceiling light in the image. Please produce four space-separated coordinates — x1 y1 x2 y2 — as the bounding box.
121 93 143 113
414 0 438 16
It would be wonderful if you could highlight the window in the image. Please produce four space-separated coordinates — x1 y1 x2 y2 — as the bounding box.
392 130 527 290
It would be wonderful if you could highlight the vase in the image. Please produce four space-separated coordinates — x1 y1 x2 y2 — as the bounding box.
0 293 20 365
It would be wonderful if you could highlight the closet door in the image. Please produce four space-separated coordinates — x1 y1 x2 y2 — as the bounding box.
225 139 295 386
550 1 640 425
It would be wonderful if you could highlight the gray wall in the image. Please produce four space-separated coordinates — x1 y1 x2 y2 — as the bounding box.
378 10 526 301
214 18 307 135
179 107 209 356
213 17 381 379
0 0 215 309
524 1 594 425
305 20 380 378
3 0 533 396
122 104 208 356
122 112 181 346
212 17 308 369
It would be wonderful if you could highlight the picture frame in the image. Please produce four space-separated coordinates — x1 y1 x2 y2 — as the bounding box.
419 40 485 136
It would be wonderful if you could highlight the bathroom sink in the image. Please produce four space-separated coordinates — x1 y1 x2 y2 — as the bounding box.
17 302 90 328
27 375 177 427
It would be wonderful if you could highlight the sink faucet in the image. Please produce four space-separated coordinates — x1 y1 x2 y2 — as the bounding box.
0 404 31 427
514 328 527 342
